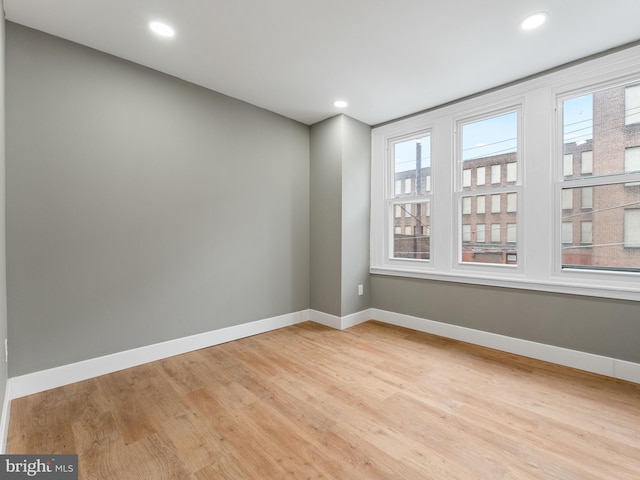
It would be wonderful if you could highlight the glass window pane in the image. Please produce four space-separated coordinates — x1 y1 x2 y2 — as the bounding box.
461 111 517 192
562 189 573 210
507 193 517 213
563 154 574 177
476 224 486 243
582 187 593 209
491 165 501 184
507 162 517 182
463 169 471 188
462 196 471 214
394 135 431 196
491 194 501 213
462 224 471 242
581 221 593 244
477 167 486 186
491 224 501 243
625 84 640 125
581 151 593 174
564 86 640 178
562 184 640 270
507 223 517 243
393 201 431 259
477 195 486 214
626 147 640 173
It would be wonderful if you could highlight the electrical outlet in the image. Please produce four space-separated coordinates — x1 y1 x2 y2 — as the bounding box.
358 284 364 296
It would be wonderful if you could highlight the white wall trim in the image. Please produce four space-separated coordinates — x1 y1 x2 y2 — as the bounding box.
0 380 11 453
308 309 371 330
6 306 639 406
10 311 308 400
370 308 640 384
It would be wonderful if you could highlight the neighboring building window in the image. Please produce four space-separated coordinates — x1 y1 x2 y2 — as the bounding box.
506 192 517 213
476 224 486 243
507 223 517 243
477 195 486 214
507 163 517 182
491 194 501 213
624 209 640 247
582 187 593 209
395 180 401 196
491 164 501 184
581 151 593 175
625 84 640 125
404 178 412 194
581 221 593 244
462 224 472 242
477 167 486 186
563 154 573 177
491 223 501 243
562 189 573 210
463 169 472 188
462 196 471 214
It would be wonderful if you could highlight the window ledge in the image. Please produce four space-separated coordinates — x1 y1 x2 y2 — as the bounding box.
370 266 640 302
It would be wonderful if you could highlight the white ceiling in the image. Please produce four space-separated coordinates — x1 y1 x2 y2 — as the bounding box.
5 0 640 126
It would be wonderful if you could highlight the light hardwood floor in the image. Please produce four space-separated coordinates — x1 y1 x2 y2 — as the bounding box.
7 321 640 479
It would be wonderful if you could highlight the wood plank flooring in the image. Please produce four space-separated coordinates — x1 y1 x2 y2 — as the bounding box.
7 320 640 479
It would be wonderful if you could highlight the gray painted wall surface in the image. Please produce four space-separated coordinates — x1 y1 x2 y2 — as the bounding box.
6 23 310 376
0 13 9 410
371 275 640 363
340 116 371 316
309 116 342 317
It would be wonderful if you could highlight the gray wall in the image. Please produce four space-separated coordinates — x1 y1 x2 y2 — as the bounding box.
371 276 640 363
310 116 343 317
310 115 371 318
0 12 9 415
6 23 310 376
340 116 371 316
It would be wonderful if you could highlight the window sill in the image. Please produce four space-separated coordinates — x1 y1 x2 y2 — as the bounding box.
370 266 640 302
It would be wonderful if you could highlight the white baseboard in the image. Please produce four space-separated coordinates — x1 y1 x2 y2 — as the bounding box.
308 309 371 330
370 308 640 385
10 310 308 400
0 380 11 453
6 306 640 404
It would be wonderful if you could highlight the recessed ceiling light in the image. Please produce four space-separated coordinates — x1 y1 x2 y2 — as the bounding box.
521 12 548 31
334 100 348 108
149 21 175 38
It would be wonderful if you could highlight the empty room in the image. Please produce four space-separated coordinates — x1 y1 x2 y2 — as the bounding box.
0 1 639 479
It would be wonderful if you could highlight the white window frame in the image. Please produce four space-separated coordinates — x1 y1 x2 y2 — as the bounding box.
371 44 640 301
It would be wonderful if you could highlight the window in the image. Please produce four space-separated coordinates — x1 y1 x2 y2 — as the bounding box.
463 169 472 188
462 224 471 242
476 224 486 243
624 209 640 247
581 151 593 175
390 135 431 260
491 224 501 243
507 163 517 182
491 165 501 184
560 84 640 272
562 189 573 210
372 48 640 300
581 187 593 209
491 194 501 213
625 84 640 125
581 221 593 244
477 195 486 214
477 167 486 186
